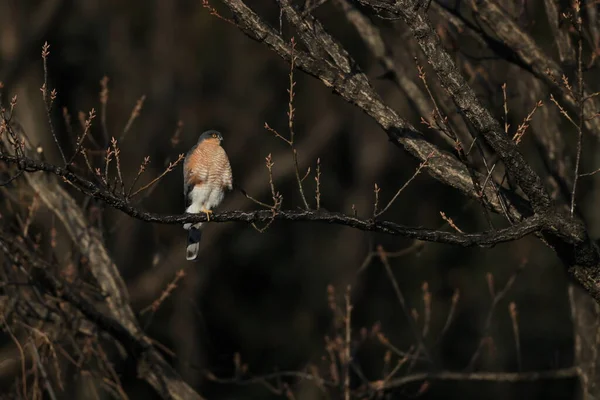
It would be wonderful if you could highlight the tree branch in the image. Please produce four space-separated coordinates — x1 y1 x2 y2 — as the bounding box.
0 151 547 247
371 367 580 392
214 0 600 307
463 0 600 136
0 229 205 400
221 0 528 220
357 0 551 213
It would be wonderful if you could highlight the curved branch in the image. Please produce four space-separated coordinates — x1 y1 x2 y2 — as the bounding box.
0 152 546 247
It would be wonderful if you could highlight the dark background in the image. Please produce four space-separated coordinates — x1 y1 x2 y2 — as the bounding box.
1 0 598 398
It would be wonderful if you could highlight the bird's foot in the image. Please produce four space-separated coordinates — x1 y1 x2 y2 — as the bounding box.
200 208 213 221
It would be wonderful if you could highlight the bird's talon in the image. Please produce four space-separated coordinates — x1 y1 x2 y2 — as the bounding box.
200 208 213 221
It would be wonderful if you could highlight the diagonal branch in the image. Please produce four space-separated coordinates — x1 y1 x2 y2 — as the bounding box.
215 0 600 306
221 0 528 220
3 155 204 399
543 0 576 65
463 0 600 137
357 0 551 214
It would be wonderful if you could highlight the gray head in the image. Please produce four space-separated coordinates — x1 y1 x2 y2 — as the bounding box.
197 130 223 145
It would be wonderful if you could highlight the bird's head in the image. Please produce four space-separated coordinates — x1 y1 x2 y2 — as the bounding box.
198 130 223 145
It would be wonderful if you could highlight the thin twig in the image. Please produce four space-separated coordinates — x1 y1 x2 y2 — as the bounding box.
344 285 351 400
68 109 97 166
264 123 291 145
550 94 578 128
373 183 380 217
127 156 150 198
119 95 145 143
434 288 460 347
378 245 432 363
375 151 433 217
422 282 431 338
40 42 66 165
287 38 310 210
509 302 522 372
571 0 584 217
315 158 321 210
466 262 525 370
440 211 463 233
251 153 283 232
579 167 600 177
111 137 125 195
513 101 543 144
502 83 509 135
130 154 184 198
141 269 186 315
99 76 110 145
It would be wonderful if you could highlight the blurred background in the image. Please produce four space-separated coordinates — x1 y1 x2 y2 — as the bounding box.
1 0 599 398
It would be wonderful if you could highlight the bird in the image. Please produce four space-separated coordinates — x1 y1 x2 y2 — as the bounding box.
183 130 232 261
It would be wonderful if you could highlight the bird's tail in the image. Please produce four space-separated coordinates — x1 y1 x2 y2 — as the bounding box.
185 223 203 261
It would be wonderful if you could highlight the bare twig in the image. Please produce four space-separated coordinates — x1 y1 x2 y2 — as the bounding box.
513 101 543 145
111 137 125 196
127 156 150 197
141 269 187 315
69 109 97 166
571 0 584 217
344 285 351 400
375 151 433 218
502 83 509 135
509 302 522 372
440 211 463 233
550 94 578 128
119 95 146 143
378 245 432 363
129 153 184 198
288 38 310 210
435 289 460 346
40 42 66 165
315 157 321 210
467 263 524 370
99 76 110 145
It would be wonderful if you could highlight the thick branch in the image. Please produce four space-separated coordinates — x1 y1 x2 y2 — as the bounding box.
214 0 600 306
221 0 528 220
1 153 204 399
358 0 551 213
464 0 600 136
543 0 576 65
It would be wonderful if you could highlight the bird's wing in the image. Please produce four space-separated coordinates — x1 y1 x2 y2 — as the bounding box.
183 144 209 208
218 147 233 191
183 144 197 199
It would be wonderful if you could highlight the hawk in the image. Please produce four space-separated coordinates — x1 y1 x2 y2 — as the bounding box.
183 130 232 261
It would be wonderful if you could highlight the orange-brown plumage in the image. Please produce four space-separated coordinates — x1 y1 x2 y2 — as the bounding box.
184 138 232 188
183 130 232 261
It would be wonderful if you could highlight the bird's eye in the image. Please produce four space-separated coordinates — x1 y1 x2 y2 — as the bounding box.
212 134 217 138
